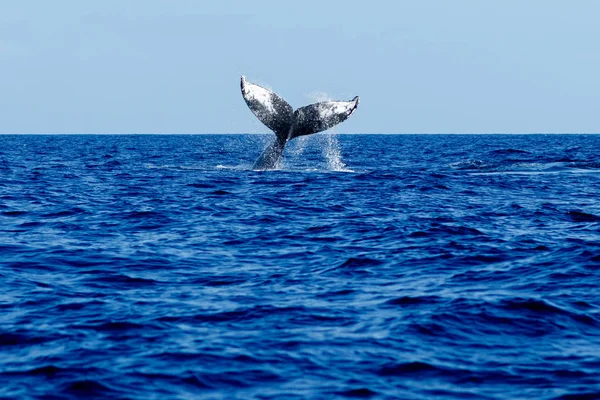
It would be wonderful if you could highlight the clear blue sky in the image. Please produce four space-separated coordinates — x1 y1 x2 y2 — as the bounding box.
1 1 599 133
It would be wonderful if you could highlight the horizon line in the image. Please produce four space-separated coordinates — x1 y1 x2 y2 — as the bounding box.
1 132 600 135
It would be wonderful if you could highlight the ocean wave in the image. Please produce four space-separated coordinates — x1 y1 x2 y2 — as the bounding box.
1 134 600 399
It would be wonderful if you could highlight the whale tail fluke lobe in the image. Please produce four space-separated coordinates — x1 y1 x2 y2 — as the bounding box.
291 96 359 139
241 76 359 170
241 76 293 142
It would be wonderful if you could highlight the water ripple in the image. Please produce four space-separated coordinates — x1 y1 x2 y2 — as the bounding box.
1 134 600 399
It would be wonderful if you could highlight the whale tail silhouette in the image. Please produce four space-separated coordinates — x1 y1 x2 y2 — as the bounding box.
241 76 359 169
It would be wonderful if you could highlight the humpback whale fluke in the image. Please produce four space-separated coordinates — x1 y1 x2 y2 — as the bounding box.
241 76 359 170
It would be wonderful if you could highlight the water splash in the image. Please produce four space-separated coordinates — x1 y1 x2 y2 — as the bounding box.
307 91 334 103
287 136 310 157
285 132 349 171
322 133 348 171
303 91 351 171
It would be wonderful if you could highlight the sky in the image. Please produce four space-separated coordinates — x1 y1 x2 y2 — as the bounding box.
0 0 599 134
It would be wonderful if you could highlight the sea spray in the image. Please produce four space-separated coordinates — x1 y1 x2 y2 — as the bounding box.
307 91 348 171
283 130 347 171
322 133 347 171
287 135 310 157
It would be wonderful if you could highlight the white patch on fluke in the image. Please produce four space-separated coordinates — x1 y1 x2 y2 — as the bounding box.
242 77 276 113
317 101 356 119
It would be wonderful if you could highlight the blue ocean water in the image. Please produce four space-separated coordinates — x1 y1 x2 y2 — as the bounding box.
1 134 599 399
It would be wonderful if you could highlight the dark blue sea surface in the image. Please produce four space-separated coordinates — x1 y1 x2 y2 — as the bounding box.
1 134 600 399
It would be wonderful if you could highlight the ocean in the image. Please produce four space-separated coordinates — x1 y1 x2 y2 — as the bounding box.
1 134 599 399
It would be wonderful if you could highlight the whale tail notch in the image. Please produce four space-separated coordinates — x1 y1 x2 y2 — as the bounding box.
241 76 359 169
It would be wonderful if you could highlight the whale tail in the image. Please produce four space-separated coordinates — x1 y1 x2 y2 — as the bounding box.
240 76 359 169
